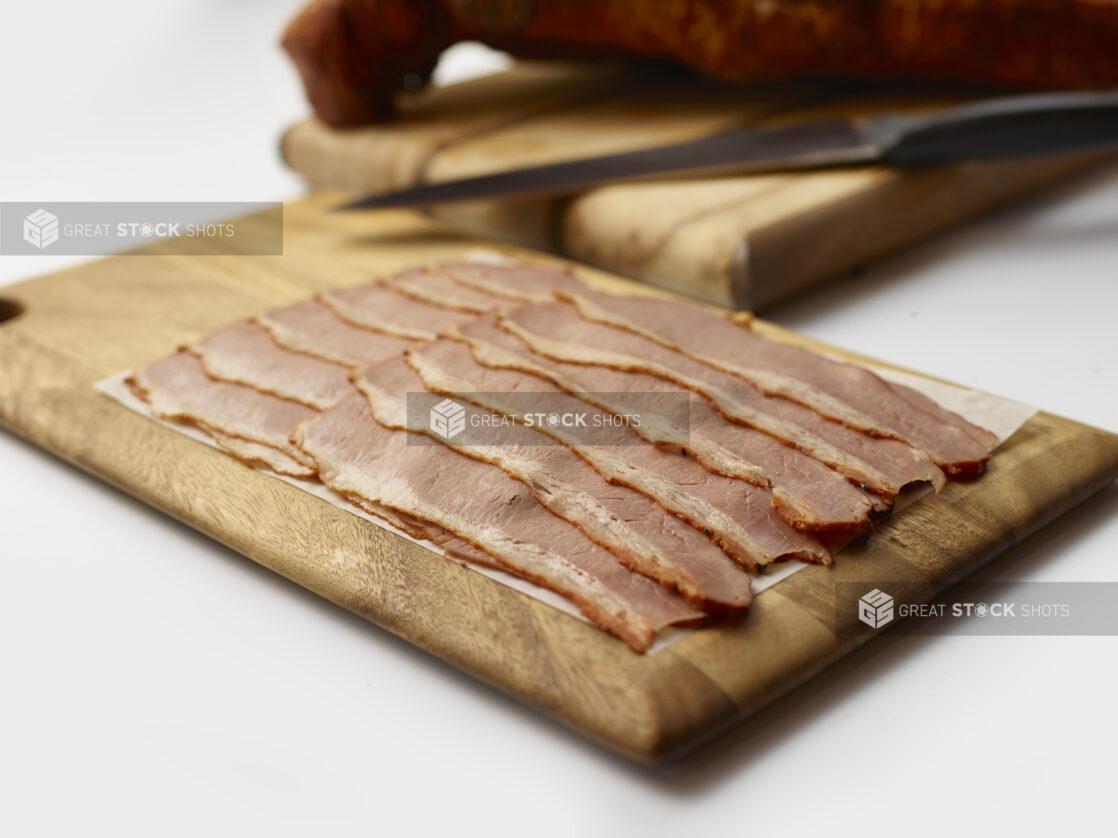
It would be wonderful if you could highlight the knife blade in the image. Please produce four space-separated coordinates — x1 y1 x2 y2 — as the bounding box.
337 89 1118 211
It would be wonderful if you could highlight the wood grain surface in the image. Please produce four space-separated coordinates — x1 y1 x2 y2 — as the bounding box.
281 63 1105 309
2 195 1116 761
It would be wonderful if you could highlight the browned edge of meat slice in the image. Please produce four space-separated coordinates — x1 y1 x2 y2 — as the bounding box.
321 282 476 340
387 267 510 313
436 260 586 303
885 379 1000 450
189 320 354 410
294 392 703 652
418 324 833 569
127 351 318 477
255 297 413 369
339 489 508 571
354 353 754 611
559 286 992 475
199 423 317 478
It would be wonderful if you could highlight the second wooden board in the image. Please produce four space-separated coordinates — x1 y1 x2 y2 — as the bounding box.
282 63 1105 309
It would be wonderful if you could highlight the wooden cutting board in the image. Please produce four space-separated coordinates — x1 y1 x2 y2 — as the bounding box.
282 63 1106 310
2 195 1117 761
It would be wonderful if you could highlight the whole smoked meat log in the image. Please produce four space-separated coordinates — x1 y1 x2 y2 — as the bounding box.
283 0 1118 126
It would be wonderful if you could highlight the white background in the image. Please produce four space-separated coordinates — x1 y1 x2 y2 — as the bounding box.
2 2 1116 835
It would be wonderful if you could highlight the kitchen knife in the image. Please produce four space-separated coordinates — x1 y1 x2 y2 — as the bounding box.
337 89 1118 210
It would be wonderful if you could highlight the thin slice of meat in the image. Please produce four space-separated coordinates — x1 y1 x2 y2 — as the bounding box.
683 397 889 523
437 261 586 303
393 512 507 570
190 320 354 410
883 380 1000 449
560 287 993 473
410 333 832 568
501 302 947 496
341 491 508 571
294 392 703 652
322 282 476 340
387 267 510 313
355 355 753 610
127 351 317 475
202 424 316 478
256 298 412 368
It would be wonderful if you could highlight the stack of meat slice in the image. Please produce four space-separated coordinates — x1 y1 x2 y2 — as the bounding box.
127 259 995 651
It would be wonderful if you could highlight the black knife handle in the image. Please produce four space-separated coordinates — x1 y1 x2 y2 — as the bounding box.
871 90 1118 167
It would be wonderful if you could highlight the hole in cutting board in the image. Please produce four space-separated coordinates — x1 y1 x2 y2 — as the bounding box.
0 297 24 325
